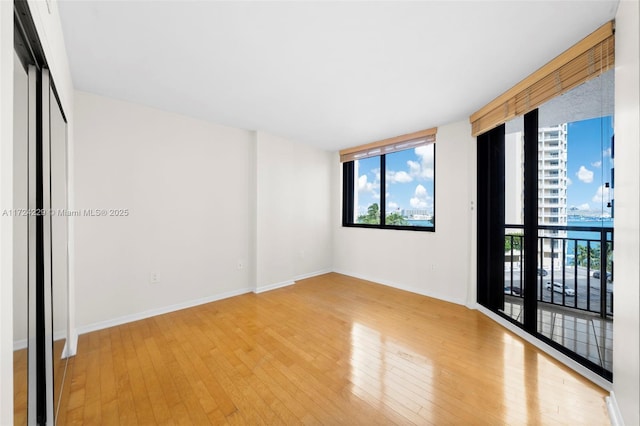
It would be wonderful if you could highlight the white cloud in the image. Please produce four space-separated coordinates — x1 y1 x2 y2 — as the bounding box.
603 147 612 157
578 203 590 211
358 175 369 191
387 170 413 184
408 145 434 180
408 160 421 176
358 174 378 195
576 166 594 183
388 202 399 211
591 161 602 168
415 145 432 159
566 177 573 186
410 198 427 209
592 185 611 203
409 184 432 209
358 170 381 196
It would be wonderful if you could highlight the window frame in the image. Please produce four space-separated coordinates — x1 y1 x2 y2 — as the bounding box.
342 144 436 232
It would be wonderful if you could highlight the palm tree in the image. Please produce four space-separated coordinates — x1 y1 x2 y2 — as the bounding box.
386 212 409 226
505 233 523 252
357 203 380 224
576 244 590 267
576 243 600 269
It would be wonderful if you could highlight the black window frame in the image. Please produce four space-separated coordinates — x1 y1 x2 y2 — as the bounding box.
342 144 436 232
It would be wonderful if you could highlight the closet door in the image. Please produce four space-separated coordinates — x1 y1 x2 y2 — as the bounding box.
50 74 69 422
27 62 40 426
12 49 33 426
15 4 70 423
40 69 55 425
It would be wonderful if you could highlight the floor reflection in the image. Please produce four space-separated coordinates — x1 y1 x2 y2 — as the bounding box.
502 334 526 424
350 322 434 423
503 299 613 372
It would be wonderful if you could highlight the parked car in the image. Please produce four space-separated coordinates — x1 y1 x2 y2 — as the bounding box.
504 286 522 296
545 281 575 296
593 270 613 281
537 268 548 277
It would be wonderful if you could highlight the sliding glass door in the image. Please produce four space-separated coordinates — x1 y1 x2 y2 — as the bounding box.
478 70 614 380
534 70 614 378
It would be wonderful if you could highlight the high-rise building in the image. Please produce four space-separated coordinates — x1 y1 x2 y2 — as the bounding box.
505 123 568 269
538 124 568 268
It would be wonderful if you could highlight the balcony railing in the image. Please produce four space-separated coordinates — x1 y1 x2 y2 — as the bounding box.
504 225 613 318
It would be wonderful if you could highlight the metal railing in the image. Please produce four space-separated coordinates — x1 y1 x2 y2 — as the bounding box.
504 225 613 318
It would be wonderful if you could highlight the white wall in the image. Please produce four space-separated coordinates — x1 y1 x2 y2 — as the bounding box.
333 120 476 305
255 132 333 292
74 93 334 329
73 92 254 330
612 1 640 424
256 133 295 289
291 142 333 278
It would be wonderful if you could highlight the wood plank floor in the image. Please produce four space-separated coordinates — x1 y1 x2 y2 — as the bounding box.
13 348 27 425
57 273 610 425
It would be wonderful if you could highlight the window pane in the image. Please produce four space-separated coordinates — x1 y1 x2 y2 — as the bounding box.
384 144 435 228
505 115 525 226
537 69 614 374
503 115 525 325
354 156 381 224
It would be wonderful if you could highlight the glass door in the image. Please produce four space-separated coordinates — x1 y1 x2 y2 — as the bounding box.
479 70 614 380
502 115 525 324
535 70 614 379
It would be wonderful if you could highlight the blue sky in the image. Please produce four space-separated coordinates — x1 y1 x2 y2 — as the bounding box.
566 116 614 214
355 144 435 216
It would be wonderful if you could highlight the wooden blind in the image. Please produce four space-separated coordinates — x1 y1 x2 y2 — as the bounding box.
339 127 437 163
469 21 614 137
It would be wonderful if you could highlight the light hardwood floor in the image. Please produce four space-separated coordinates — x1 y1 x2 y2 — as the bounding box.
13 348 27 425
57 273 610 425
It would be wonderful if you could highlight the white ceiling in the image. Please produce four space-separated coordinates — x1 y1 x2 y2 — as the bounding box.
58 1 619 151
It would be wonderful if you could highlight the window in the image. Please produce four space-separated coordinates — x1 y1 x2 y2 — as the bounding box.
342 143 435 231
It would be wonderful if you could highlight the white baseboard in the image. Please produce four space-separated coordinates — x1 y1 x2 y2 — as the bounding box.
294 268 332 282
13 330 67 352
76 271 332 337
254 280 295 294
76 287 253 336
254 269 333 294
67 330 78 357
13 338 27 351
61 340 69 359
606 391 624 426
76 270 332 340
474 303 613 391
333 269 467 307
